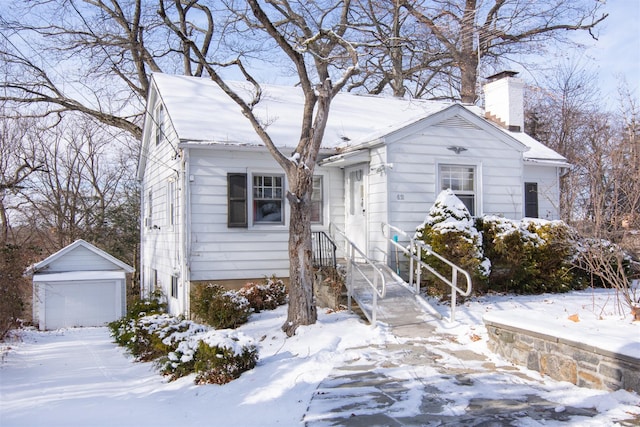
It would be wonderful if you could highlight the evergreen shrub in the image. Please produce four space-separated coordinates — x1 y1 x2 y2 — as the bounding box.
108 290 167 358
414 190 490 296
190 284 251 329
192 332 258 385
478 216 578 294
238 276 288 312
415 190 583 296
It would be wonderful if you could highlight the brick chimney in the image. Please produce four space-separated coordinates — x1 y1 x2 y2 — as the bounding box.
483 71 524 132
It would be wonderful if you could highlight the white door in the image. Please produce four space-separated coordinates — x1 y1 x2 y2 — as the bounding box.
345 165 367 259
44 281 119 329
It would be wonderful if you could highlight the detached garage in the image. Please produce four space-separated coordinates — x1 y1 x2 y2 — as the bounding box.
27 240 134 330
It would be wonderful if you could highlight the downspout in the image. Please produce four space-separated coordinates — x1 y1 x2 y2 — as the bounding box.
182 147 191 317
138 179 146 299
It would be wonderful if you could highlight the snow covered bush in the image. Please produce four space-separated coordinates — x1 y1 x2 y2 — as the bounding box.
477 217 577 294
111 312 257 384
110 314 196 362
126 289 167 319
108 291 168 360
192 331 258 385
238 276 288 312
415 190 490 296
190 283 251 329
157 325 257 383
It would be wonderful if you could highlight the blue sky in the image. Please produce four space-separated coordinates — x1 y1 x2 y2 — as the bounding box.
582 0 640 101
511 1 639 109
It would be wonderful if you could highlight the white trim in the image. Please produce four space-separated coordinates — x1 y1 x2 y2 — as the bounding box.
33 271 125 282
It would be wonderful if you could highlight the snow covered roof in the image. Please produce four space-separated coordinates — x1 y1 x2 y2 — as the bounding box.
150 73 566 164
505 129 568 165
152 73 453 149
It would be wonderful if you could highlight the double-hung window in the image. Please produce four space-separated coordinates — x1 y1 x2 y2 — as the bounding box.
253 174 284 224
227 173 323 227
439 164 476 215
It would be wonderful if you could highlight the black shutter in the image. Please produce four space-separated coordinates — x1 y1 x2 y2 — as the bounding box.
228 173 248 227
524 182 538 218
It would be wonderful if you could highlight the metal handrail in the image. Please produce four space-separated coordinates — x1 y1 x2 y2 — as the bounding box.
382 222 472 322
311 231 337 269
329 223 386 324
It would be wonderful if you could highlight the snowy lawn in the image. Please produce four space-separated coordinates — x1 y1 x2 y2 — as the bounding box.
1 288 639 427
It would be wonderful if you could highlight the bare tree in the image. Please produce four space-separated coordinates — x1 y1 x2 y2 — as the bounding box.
348 0 451 98
394 0 607 103
0 111 47 338
0 0 210 139
526 66 640 319
159 0 361 335
18 116 133 252
525 63 602 224
0 112 46 246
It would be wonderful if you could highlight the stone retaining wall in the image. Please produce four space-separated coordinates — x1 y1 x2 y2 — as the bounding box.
485 318 640 393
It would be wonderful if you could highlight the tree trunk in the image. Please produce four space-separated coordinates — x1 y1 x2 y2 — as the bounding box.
282 169 317 336
459 0 478 104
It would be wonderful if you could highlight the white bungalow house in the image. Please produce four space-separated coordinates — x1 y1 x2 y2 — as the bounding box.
137 71 568 316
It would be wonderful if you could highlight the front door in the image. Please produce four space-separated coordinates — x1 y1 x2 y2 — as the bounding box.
345 164 367 259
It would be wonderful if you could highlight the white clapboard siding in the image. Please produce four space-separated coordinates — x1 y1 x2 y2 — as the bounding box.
139 93 186 311
43 246 123 272
384 111 525 237
187 147 342 281
523 164 561 220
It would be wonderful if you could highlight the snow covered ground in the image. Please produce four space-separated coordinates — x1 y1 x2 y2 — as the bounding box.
1 288 638 426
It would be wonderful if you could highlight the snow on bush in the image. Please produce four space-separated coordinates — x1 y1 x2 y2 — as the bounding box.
478 216 578 294
415 189 490 295
111 311 257 384
190 283 251 329
238 276 288 312
159 327 258 384
414 190 585 296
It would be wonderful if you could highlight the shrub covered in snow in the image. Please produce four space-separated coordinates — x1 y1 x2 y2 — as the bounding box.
415 190 490 295
109 314 200 362
110 312 257 384
190 284 251 329
477 216 578 294
238 276 288 312
158 327 257 384
108 291 168 360
415 190 586 296
193 331 258 384
126 289 167 319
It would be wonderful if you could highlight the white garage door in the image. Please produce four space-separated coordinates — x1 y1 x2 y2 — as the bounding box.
44 280 119 329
